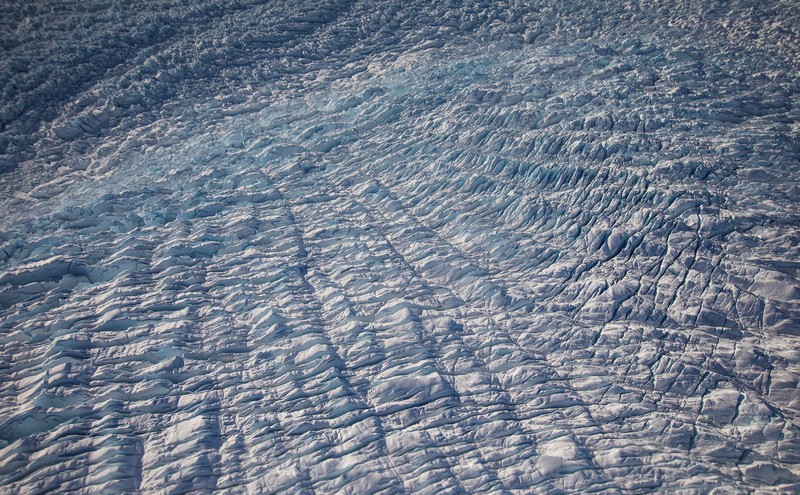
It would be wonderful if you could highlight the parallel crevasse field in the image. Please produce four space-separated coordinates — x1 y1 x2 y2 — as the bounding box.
1 1 800 493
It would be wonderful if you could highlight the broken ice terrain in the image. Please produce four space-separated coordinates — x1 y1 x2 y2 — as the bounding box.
1 0 800 493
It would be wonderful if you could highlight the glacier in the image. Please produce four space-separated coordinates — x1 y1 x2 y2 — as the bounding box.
1 0 800 493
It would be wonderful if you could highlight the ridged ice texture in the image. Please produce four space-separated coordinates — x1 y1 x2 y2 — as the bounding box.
1 1 800 493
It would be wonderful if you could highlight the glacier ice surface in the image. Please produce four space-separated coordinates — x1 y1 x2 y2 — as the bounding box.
1 0 800 493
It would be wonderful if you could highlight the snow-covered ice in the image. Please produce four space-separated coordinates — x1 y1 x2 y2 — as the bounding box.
1 0 800 493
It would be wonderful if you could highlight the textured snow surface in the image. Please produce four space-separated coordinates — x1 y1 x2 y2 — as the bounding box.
2 0 800 493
